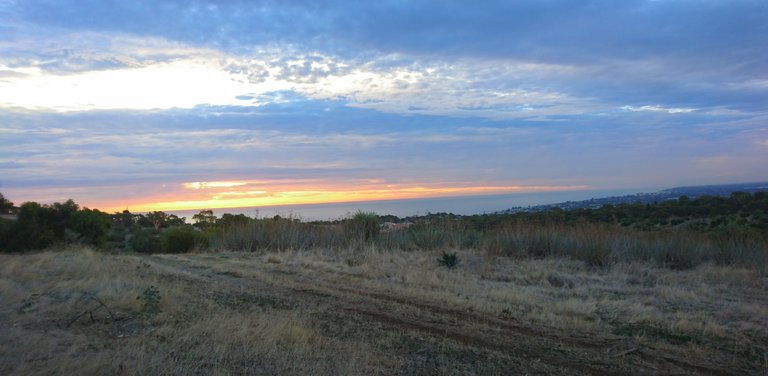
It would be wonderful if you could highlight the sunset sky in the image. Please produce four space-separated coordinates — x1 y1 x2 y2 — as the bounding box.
1 0 766 213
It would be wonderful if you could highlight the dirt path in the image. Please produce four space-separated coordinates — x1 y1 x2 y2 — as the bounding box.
143 254 750 375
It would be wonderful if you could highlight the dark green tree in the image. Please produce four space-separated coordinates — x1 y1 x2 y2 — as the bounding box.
0 193 13 213
192 209 216 228
166 214 186 227
216 213 251 228
115 210 135 227
9 202 56 251
69 208 111 247
0 193 17 251
146 211 169 231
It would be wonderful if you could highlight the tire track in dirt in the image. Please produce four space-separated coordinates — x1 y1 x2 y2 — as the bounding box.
146 256 620 374
304 282 747 376
281 274 744 376
146 255 745 376
325 284 615 348
343 307 624 376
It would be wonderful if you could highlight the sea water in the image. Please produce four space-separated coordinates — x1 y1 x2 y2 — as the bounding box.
169 189 644 221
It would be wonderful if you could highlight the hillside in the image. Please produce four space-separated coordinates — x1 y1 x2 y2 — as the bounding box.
501 182 768 213
2 248 766 375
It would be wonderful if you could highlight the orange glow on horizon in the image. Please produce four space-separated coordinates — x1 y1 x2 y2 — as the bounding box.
99 182 591 213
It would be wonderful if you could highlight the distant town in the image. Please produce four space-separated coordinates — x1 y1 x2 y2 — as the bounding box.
499 182 768 214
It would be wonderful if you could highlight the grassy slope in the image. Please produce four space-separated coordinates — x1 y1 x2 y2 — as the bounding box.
1 247 767 375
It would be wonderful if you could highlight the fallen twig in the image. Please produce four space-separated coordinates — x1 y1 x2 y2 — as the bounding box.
611 346 641 357
65 293 115 327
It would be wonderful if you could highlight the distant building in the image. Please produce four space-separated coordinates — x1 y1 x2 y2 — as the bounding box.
1 205 19 220
381 221 413 232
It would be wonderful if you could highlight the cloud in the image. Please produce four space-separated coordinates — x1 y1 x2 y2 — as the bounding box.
620 105 696 114
1 1 765 118
3 103 765 192
184 181 248 189
0 37 594 119
0 1 766 211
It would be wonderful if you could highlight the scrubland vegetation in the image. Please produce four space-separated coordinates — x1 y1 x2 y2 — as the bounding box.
4 192 765 271
0 192 767 374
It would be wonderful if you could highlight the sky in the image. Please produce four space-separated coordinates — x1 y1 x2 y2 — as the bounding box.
0 0 766 213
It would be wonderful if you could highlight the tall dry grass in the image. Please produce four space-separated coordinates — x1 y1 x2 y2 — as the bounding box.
214 218 346 252
483 222 766 270
211 219 767 271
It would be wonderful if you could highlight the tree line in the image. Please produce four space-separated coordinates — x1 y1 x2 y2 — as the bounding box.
436 191 768 233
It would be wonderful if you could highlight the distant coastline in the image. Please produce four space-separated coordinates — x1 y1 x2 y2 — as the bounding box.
162 182 768 221
499 181 768 214
165 188 645 221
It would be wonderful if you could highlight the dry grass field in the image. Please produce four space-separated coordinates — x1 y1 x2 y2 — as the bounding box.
1 247 767 375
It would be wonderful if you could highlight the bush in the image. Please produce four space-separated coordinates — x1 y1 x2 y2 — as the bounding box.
438 251 460 269
344 211 380 244
0 198 112 252
137 285 162 316
408 223 450 250
128 227 161 253
0 218 13 251
160 226 203 253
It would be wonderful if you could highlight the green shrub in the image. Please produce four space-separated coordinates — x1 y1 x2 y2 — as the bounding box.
0 198 112 252
160 226 203 253
438 251 460 269
128 227 160 253
137 285 162 316
0 218 13 251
